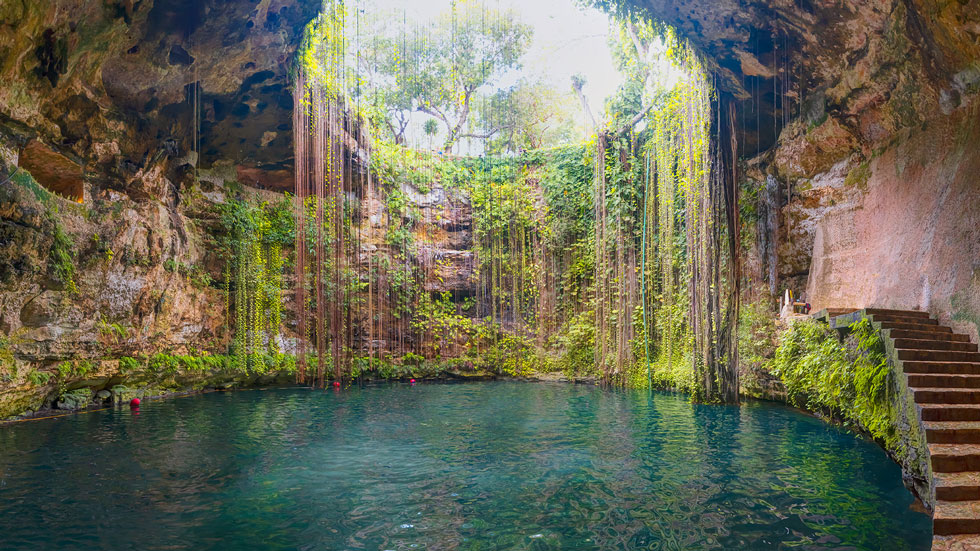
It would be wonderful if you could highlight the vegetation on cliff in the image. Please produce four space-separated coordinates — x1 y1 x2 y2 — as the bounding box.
771 319 895 444
283 0 747 403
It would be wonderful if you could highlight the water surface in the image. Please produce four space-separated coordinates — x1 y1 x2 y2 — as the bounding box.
0 382 930 550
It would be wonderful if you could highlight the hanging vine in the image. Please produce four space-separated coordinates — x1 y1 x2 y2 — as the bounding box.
220 195 294 372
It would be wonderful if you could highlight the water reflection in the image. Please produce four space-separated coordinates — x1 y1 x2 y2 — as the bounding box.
0 383 929 550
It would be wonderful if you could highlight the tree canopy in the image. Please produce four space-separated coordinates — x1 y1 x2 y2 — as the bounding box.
359 3 533 153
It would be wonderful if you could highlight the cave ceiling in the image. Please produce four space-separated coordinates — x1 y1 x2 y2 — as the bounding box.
1 0 978 195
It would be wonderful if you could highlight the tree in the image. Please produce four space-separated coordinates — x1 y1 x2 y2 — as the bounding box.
356 31 417 144
361 3 532 153
571 73 598 135
417 3 532 152
476 77 578 154
604 17 675 134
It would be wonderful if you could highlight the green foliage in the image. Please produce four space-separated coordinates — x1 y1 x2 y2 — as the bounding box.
164 259 214 288
353 2 533 151
56 360 94 380
118 356 141 373
770 319 896 445
0 336 17 383
49 212 77 294
7 163 84 294
97 317 129 344
478 77 578 154
348 354 467 380
219 193 295 371
293 2 732 395
551 310 597 377
27 369 51 386
480 333 535 377
10 168 52 203
57 388 93 409
117 352 297 377
738 299 778 396
412 291 478 358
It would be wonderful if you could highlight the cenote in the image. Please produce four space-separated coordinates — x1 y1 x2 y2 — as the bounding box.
0 383 930 550
5 0 980 545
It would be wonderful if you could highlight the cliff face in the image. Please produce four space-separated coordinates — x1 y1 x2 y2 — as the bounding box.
0 0 316 182
793 106 980 342
628 0 980 341
0 0 318 417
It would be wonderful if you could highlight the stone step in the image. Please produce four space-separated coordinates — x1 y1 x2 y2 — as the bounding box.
909 374 980 388
927 422 980 444
904 362 980 375
899 349 980 363
889 329 971 342
933 533 980 550
922 405 980 422
864 308 933 318
931 444 980 472
869 313 939 324
935 472 980 501
935 500 980 535
880 321 953 333
894 338 979 352
915 389 980 405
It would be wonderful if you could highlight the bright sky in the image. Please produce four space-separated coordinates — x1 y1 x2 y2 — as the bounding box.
354 0 623 149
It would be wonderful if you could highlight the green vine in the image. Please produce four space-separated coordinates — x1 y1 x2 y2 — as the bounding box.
219 194 295 371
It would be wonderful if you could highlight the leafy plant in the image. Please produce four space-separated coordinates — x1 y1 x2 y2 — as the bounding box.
769 318 896 445
49 213 77 294
97 317 129 344
27 369 51 386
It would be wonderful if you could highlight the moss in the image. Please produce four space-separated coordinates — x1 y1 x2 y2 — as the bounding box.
844 161 871 190
0 336 17 383
26 369 51 386
9 168 52 203
770 318 896 446
951 268 980 338
56 388 92 410
12 171 83 295
55 359 94 380
119 352 297 379
806 112 829 133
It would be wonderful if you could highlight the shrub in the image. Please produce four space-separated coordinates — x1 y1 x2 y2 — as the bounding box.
27 369 51 386
769 318 895 445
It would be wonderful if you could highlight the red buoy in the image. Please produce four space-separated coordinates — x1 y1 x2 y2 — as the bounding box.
409 378 416 384
129 398 140 408
332 381 341 388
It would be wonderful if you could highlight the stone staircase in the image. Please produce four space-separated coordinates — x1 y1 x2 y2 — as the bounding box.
840 309 980 550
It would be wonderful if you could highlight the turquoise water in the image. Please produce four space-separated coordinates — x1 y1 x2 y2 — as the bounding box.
0 382 929 550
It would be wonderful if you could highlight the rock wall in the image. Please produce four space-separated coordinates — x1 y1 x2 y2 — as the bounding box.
803 105 980 342
629 0 980 342
353 177 478 356
0 151 287 417
0 0 321 418
0 0 317 184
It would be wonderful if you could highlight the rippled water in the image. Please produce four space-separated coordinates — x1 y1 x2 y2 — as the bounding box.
0 382 929 550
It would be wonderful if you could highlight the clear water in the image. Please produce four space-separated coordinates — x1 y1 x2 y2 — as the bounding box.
0 382 929 550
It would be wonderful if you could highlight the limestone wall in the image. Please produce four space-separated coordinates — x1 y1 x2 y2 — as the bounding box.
765 104 980 344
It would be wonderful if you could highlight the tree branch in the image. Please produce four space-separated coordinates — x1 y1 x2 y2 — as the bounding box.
614 103 655 136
